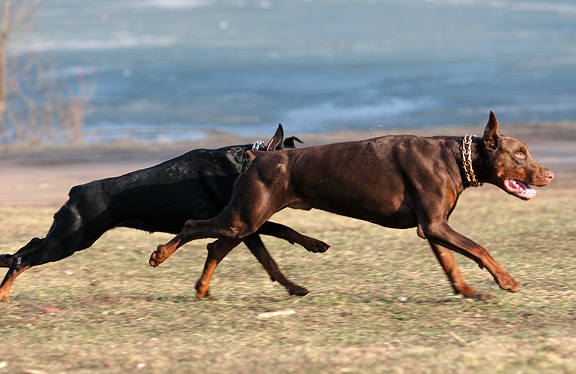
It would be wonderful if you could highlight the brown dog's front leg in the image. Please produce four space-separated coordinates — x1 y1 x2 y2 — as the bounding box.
428 242 492 300
425 222 521 294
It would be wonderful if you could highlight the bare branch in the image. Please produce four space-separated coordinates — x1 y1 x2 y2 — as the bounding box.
0 0 93 145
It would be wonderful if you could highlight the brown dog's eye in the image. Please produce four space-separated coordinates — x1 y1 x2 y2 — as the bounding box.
515 151 526 160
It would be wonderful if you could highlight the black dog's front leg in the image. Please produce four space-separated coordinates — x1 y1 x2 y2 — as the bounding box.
243 234 309 296
0 254 13 268
258 222 330 253
0 237 44 268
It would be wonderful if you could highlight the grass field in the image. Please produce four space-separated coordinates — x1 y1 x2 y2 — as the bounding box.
0 183 575 373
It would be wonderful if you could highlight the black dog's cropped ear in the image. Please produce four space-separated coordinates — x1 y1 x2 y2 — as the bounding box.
483 110 500 153
283 136 303 149
266 123 284 151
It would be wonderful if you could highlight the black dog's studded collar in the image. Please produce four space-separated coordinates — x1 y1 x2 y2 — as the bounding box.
252 140 265 150
461 135 483 187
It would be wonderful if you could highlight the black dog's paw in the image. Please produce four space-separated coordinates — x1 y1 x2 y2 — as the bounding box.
289 285 309 297
317 242 330 253
0 254 13 267
306 240 330 253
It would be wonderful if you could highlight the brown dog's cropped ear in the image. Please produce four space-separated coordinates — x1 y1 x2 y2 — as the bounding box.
247 150 258 162
266 123 284 151
482 110 500 153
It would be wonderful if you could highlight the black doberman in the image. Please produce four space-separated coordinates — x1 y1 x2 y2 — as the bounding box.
153 112 554 299
0 125 329 302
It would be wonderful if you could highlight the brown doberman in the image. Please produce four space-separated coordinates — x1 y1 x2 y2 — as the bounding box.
0 125 329 302
152 111 554 299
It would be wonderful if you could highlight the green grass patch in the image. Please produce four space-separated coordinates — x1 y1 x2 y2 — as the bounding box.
0 184 575 373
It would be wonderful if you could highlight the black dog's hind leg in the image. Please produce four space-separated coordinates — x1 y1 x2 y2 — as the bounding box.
0 204 109 301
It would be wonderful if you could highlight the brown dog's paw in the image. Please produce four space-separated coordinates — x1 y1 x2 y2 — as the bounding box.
148 246 167 267
504 283 522 293
460 291 493 301
496 277 522 293
195 279 212 299
453 283 476 298
471 293 493 300
195 291 212 299
453 284 492 300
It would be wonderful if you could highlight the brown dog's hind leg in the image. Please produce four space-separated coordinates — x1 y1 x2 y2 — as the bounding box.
149 237 182 267
195 238 242 298
152 215 246 268
244 234 308 296
428 242 492 300
154 196 275 268
195 235 309 298
149 221 329 268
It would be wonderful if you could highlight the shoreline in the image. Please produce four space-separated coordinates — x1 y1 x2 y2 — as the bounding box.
1 123 575 207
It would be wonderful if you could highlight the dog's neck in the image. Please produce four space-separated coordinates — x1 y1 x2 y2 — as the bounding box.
460 135 484 188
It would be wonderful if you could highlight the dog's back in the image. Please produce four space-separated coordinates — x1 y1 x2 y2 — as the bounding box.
66 145 249 234
246 135 462 227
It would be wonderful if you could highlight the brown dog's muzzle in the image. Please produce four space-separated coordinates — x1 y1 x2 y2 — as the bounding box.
503 167 554 200
542 169 555 184
531 168 555 187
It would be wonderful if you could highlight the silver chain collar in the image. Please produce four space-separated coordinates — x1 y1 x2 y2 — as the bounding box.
460 135 483 187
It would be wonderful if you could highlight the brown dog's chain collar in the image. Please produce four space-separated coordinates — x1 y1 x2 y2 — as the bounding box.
461 135 483 187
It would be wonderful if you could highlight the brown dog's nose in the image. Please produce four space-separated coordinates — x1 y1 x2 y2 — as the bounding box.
543 169 554 182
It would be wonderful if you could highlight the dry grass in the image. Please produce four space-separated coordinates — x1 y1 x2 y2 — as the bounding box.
0 184 575 373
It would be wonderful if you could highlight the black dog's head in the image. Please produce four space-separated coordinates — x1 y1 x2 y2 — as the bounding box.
481 111 554 200
263 124 303 151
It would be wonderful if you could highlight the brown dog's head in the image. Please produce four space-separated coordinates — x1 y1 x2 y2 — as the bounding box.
481 111 554 200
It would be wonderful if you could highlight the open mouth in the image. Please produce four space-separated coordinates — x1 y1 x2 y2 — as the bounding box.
504 178 536 200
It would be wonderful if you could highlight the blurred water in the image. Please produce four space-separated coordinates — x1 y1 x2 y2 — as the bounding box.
18 0 576 142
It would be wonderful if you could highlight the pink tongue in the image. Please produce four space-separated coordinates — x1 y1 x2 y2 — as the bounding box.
505 178 536 198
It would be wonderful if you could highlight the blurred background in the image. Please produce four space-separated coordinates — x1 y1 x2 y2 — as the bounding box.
3 0 576 144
